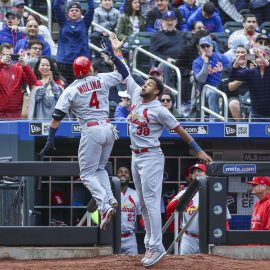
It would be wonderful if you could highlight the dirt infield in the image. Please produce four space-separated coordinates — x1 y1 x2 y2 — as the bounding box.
0 254 270 270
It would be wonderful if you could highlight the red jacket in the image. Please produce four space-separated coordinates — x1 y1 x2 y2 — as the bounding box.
251 193 270 230
0 62 37 112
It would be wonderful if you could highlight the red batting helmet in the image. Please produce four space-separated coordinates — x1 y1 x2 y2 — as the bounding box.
73 56 91 77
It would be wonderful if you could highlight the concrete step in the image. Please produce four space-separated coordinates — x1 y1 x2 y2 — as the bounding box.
210 245 270 260
0 246 112 260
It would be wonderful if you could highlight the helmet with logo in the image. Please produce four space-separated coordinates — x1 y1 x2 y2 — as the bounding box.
73 56 91 77
51 191 65 205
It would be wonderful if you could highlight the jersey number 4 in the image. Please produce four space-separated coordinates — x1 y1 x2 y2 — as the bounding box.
89 92 100 109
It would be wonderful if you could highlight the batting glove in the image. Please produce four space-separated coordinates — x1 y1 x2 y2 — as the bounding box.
100 38 115 60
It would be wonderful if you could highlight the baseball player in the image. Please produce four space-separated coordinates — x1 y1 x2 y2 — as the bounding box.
167 163 231 254
106 35 213 265
117 166 142 255
40 38 129 230
247 176 270 230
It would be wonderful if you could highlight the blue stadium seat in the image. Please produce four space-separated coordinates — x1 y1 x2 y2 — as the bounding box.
260 22 270 35
223 21 243 35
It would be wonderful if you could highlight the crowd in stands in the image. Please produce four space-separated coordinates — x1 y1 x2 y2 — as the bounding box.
1 0 270 121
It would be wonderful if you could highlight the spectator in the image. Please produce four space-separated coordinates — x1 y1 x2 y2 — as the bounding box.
0 0 12 30
150 10 192 87
23 40 44 70
166 163 231 254
228 14 259 50
54 0 94 86
187 2 223 33
224 35 249 65
115 0 145 41
249 0 270 26
11 0 27 27
160 92 182 119
0 42 36 119
114 90 131 121
0 11 24 47
28 56 65 120
145 0 183 32
120 0 155 17
230 46 270 121
222 45 251 121
178 0 198 31
15 13 57 56
255 34 270 48
14 19 51 56
91 0 120 47
192 36 230 121
247 176 270 230
191 20 205 33
116 166 142 255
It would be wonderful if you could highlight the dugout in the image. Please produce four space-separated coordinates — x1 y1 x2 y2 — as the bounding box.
1 121 270 251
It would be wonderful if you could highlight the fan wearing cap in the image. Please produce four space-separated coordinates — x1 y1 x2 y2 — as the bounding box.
231 45 270 121
0 11 24 47
150 10 192 88
192 36 230 121
166 163 231 255
12 0 27 27
53 0 94 85
114 90 132 121
145 0 183 32
248 176 270 230
0 0 12 29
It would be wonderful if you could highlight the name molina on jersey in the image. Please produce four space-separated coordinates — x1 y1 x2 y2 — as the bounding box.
77 80 101 94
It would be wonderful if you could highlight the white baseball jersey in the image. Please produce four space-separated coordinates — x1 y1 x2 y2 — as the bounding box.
55 71 123 125
179 191 231 235
121 187 141 232
125 75 180 148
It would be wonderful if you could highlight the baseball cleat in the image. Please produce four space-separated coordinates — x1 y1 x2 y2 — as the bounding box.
143 250 166 267
100 207 115 230
141 249 150 263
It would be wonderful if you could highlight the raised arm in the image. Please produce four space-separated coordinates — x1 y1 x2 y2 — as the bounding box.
83 0 95 28
53 0 67 26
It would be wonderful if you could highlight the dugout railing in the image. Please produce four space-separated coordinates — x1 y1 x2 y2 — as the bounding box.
0 161 121 253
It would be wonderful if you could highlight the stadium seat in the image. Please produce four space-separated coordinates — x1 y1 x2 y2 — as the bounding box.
260 22 270 35
128 32 155 48
211 32 229 49
223 21 243 35
239 9 249 17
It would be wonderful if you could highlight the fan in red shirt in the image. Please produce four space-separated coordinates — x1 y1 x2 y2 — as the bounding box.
248 176 270 231
0 42 37 119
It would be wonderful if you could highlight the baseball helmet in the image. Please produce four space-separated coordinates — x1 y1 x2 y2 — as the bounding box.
73 56 91 77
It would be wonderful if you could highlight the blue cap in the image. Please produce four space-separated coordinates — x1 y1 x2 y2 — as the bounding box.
162 10 177 20
199 36 213 46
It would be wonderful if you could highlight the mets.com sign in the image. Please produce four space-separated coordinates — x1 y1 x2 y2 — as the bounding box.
223 164 256 174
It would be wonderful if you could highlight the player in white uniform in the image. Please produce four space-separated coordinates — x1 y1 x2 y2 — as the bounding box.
116 166 142 255
40 39 129 230
167 163 231 254
120 72 213 266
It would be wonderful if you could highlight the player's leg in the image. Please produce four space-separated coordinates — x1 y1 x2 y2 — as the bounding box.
96 124 117 206
79 127 110 214
131 155 151 250
121 234 138 255
180 234 199 255
138 150 165 253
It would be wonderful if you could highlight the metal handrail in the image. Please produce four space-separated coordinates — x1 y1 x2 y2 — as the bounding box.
24 0 52 33
132 47 181 112
200 84 228 122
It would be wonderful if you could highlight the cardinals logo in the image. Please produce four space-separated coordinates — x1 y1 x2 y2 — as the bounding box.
185 200 198 215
